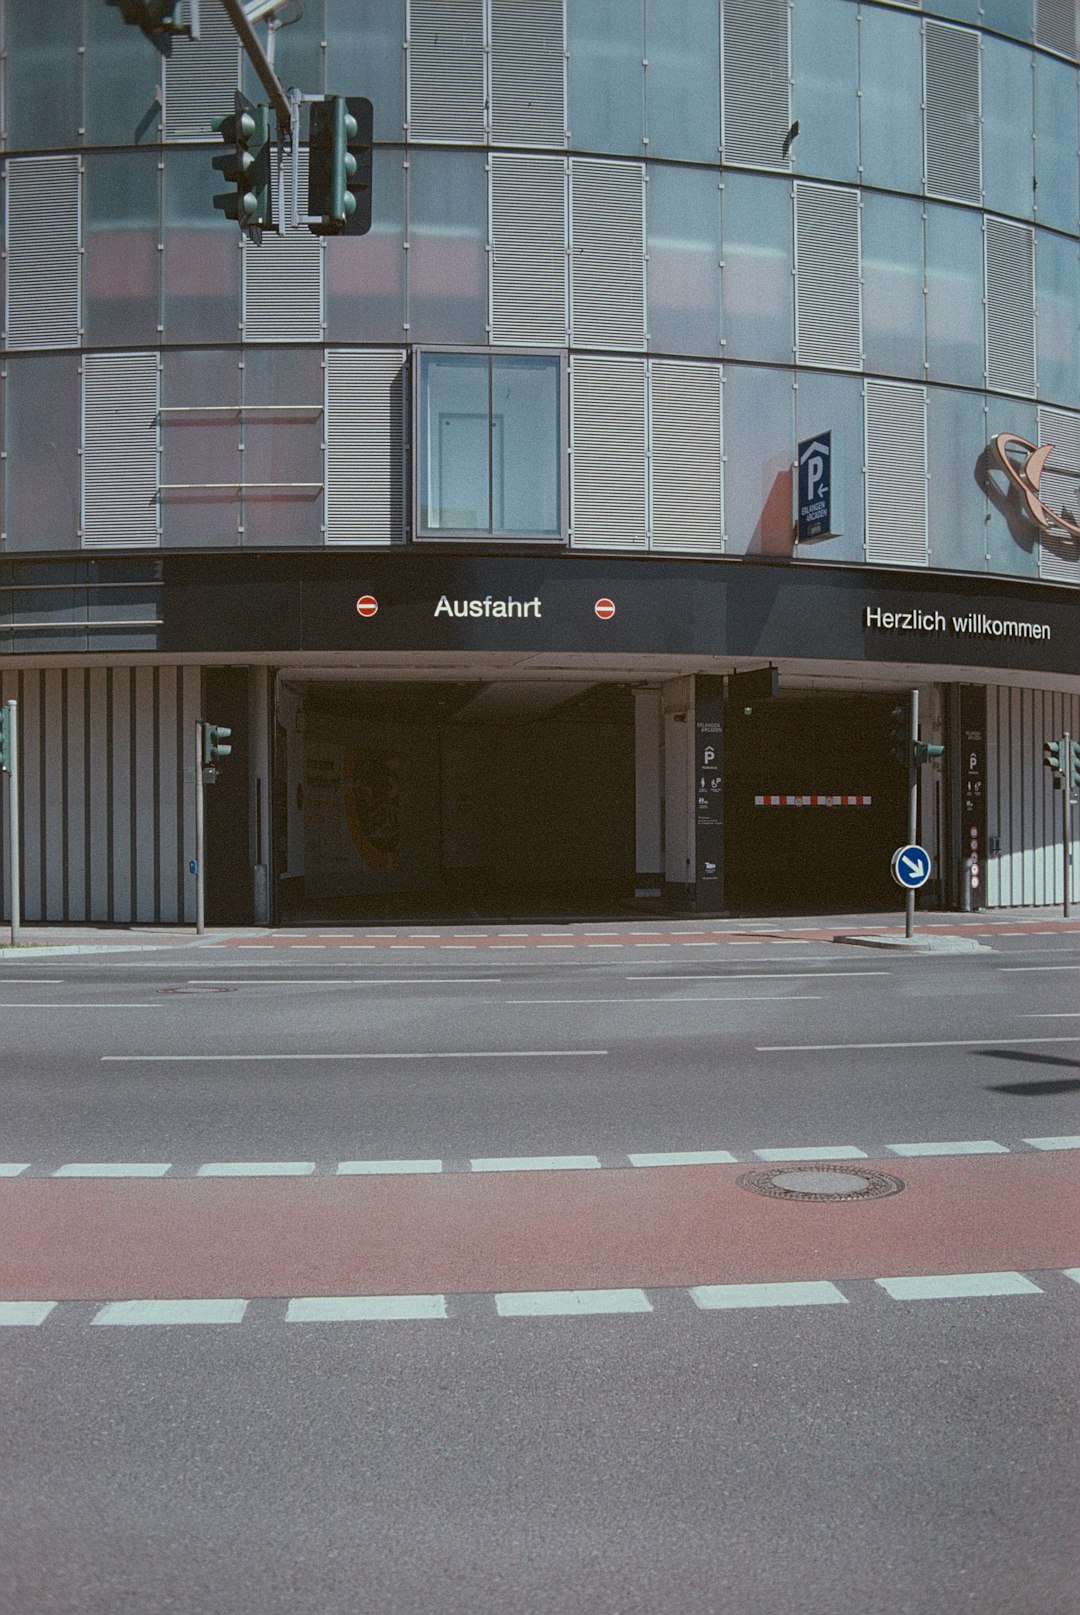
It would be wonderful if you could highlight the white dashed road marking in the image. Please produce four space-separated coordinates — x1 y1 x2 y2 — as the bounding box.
196 1161 315 1176
692 1281 848 1309
1025 1136 1080 1150
754 1145 869 1161
887 1141 1009 1157
92 1299 249 1326
53 1162 172 1177
875 1272 1044 1301
471 1155 602 1173
337 1159 443 1175
495 1289 652 1317
287 1295 447 1322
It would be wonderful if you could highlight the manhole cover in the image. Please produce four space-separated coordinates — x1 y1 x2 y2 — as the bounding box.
737 1164 904 1202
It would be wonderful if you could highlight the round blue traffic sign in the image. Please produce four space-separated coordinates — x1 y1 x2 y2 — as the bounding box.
891 844 931 889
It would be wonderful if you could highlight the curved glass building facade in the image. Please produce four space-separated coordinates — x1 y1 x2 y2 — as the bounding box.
0 0 1078 923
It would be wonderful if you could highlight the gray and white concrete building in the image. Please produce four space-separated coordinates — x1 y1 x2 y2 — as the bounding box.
1 0 1078 924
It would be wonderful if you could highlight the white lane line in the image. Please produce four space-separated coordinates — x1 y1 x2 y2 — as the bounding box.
627 971 889 982
287 1294 447 1322
196 1161 315 1176
0 1003 163 1009
1025 1136 1080 1150
758 1035 1080 1052
337 1159 442 1175
754 1146 868 1161
188 978 502 986
103 1050 609 1063
875 1271 1043 1301
629 1150 738 1167
886 1140 1008 1157
53 1162 172 1177
692 1281 848 1310
496 1288 652 1317
1063 1270 1080 1286
471 1154 602 1172
93 1299 248 1326
0 1302 57 1326
1020 1012 1080 1018
0 979 63 984
1000 965 1080 972
0 1163 29 1176
504 995 823 1005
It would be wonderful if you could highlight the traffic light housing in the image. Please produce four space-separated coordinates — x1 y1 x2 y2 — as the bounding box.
308 96 373 236
107 0 188 33
0 707 10 774
1044 738 1065 783
212 104 273 229
889 702 910 766
1071 739 1080 792
202 724 233 768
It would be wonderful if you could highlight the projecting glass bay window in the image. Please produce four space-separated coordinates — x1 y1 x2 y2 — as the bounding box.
417 352 563 541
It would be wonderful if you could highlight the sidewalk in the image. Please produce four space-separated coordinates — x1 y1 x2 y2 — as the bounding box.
0 908 1077 958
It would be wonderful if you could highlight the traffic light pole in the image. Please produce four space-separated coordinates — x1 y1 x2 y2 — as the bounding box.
1064 730 1072 921
905 689 918 940
195 720 206 937
4 699 20 946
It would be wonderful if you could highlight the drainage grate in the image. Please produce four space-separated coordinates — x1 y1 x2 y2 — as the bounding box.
737 1164 905 1202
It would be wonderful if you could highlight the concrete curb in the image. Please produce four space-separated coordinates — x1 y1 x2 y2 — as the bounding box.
834 933 991 954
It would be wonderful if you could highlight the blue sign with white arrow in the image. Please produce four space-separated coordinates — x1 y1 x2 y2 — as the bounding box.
891 844 931 890
797 430 841 542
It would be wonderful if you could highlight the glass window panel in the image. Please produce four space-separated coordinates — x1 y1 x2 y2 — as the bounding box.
162 149 241 346
326 0 405 143
721 173 792 365
931 0 980 19
647 164 721 357
84 1 161 146
5 356 80 552
644 0 720 163
84 151 160 349
861 193 925 380
567 0 644 155
406 151 487 345
1034 55 1079 236
722 364 796 556
858 6 922 195
491 357 560 535
1036 229 1080 408
241 349 323 549
7 0 81 150
160 349 242 549
793 370 864 564
791 0 859 183
420 354 490 531
985 395 1040 579
926 386 989 573
925 203 984 387
247 0 324 101
326 148 406 341
981 0 1033 40
982 37 1034 221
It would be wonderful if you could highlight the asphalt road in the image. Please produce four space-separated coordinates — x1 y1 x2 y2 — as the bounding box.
1 930 1077 1613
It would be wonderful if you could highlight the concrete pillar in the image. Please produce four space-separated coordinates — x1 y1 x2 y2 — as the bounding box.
634 687 663 897
248 666 272 924
662 676 695 902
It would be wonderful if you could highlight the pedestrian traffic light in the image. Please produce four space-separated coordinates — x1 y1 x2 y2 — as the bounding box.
212 104 272 229
914 741 945 765
889 702 910 765
0 706 10 774
202 723 233 767
307 95 373 236
1044 737 1065 782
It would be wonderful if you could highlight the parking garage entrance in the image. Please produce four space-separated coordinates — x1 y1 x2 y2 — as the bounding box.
274 677 637 924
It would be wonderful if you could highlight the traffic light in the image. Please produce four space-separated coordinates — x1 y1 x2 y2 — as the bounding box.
308 96 373 236
1044 737 1065 783
0 706 10 774
212 104 273 229
914 741 945 765
1070 739 1080 792
202 723 233 768
889 702 910 766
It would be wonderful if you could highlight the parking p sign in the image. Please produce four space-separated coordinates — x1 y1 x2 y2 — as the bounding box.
797 431 840 542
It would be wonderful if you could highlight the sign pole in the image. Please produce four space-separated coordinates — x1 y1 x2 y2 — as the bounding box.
5 699 20 947
195 720 206 936
905 689 918 940
1064 730 1072 922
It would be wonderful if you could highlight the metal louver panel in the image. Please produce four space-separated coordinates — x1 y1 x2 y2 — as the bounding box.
570 160 646 351
490 156 567 346
570 357 648 550
243 158 323 341
6 157 80 349
722 0 791 168
795 184 862 369
407 0 485 142
925 22 981 204
490 0 565 147
985 218 1035 395
864 381 928 566
650 362 724 554
1035 0 1077 58
325 350 407 546
1037 407 1080 582
164 2 240 139
82 353 161 548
